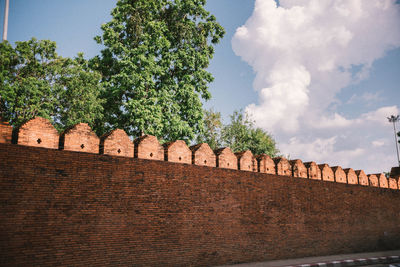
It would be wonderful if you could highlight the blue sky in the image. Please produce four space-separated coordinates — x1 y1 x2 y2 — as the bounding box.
1 0 400 174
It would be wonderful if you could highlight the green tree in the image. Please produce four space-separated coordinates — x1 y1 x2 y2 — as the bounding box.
221 110 279 156
91 0 225 141
0 38 104 131
196 108 222 150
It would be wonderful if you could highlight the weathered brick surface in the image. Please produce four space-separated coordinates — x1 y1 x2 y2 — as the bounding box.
273 157 291 176
0 118 12 144
319 164 334 182
304 162 321 180
332 166 347 183
134 135 164 161
290 159 307 178
0 143 399 267
389 178 398 190
190 143 216 167
344 168 358 185
60 123 99 153
235 150 255 172
356 170 369 186
164 140 191 164
256 154 275 174
376 173 388 188
214 147 237 170
100 129 133 157
368 174 379 187
16 117 59 149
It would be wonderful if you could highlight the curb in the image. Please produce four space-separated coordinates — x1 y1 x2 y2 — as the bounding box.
286 255 400 267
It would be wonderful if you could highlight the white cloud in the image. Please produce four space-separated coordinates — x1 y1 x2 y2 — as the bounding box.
280 136 365 168
314 113 352 129
372 140 385 147
357 106 399 125
246 64 311 133
361 91 383 102
347 91 384 105
312 105 399 129
232 0 400 173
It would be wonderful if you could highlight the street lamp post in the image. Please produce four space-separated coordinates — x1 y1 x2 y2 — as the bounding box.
2 0 9 41
387 115 400 167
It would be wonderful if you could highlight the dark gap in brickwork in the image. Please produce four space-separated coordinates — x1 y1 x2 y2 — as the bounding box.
99 139 105 154
59 134 65 150
11 127 19 144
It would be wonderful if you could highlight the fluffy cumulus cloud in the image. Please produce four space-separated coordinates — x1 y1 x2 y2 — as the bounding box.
232 0 400 173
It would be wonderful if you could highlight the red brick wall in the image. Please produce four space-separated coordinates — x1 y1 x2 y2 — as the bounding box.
319 164 335 182
345 168 358 185
60 123 99 153
134 135 164 161
376 173 388 188
389 178 398 190
235 150 255 172
368 174 379 187
215 147 237 170
274 157 291 176
257 154 275 174
356 170 369 186
0 122 12 144
100 129 134 157
333 166 347 183
305 161 321 180
1 143 400 267
291 159 307 178
16 117 59 149
190 143 216 167
164 140 191 164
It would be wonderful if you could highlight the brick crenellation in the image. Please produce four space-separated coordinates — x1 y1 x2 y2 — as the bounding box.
0 116 399 190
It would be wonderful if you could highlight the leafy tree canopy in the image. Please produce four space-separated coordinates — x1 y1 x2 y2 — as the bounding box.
0 38 104 132
198 109 279 156
196 108 222 150
91 0 225 141
221 110 279 156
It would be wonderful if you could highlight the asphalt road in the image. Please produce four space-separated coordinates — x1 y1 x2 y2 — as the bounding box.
217 250 400 267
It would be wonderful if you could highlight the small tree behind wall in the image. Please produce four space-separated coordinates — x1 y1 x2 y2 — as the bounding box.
221 110 279 157
197 109 279 157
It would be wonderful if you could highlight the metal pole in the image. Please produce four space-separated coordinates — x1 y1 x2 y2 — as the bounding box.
393 120 400 166
388 115 400 167
2 0 9 41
